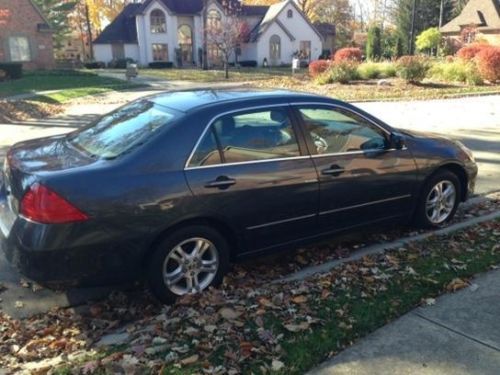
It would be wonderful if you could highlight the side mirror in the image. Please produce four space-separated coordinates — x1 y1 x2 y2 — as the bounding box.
390 133 406 150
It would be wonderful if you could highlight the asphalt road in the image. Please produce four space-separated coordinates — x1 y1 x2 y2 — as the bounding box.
0 93 499 318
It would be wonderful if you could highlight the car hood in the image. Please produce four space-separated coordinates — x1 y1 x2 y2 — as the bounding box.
8 135 96 174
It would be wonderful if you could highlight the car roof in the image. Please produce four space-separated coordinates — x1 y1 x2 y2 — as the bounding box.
148 89 337 112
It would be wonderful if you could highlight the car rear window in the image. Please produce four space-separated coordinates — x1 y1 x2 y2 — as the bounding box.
67 100 180 159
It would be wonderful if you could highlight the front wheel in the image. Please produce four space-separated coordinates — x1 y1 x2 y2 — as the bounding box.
147 225 230 304
414 170 461 228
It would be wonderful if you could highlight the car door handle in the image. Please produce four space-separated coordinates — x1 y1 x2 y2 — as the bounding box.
322 166 345 177
204 176 236 189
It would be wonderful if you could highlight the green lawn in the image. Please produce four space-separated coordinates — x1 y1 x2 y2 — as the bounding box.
0 70 141 103
139 66 293 82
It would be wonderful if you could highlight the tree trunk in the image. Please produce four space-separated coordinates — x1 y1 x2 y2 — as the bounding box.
225 60 229 79
84 1 94 60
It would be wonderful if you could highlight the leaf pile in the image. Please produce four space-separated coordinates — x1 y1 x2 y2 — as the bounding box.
0 100 63 122
1 217 500 374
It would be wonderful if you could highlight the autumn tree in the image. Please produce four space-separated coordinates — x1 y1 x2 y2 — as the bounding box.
205 8 250 79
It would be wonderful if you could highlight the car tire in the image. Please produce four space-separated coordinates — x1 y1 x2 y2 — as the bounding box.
414 170 461 228
146 225 230 304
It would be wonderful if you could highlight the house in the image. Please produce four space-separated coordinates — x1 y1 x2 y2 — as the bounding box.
440 0 500 46
314 22 336 55
93 0 326 67
0 0 55 69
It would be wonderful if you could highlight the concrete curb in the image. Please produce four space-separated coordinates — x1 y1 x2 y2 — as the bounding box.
278 210 500 283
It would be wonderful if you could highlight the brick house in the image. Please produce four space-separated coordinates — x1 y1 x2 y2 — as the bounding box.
0 0 55 69
440 0 500 47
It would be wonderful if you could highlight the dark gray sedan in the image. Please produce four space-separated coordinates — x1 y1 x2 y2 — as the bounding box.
0 90 477 303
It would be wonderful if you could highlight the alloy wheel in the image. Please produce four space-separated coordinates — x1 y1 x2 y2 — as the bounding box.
162 237 219 296
425 180 457 225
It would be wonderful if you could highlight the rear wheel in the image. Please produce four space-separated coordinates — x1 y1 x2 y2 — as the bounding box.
414 170 461 228
147 225 230 304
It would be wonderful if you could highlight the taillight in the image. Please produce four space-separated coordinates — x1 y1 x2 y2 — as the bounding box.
20 183 88 224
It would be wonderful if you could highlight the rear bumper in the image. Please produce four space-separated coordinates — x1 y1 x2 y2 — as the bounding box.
0 213 147 286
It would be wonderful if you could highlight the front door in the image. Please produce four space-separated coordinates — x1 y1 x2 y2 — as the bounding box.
178 25 193 66
293 104 417 232
184 106 319 253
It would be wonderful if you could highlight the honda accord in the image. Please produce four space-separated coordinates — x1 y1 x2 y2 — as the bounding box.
0 90 477 303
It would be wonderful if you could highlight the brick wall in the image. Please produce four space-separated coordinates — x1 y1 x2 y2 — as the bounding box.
0 0 55 69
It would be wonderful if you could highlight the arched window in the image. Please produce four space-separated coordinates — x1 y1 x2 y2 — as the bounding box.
207 9 222 29
270 34 281 61
150 9 166 33
287 9 293 18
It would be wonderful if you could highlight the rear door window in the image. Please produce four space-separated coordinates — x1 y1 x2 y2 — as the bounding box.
68 100 180 159
188 108 300 167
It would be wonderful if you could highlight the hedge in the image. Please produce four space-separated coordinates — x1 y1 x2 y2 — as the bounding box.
148 62 174 69
0 63 23 79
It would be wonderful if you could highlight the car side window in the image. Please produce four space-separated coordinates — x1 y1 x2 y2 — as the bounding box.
298 107 388 155
189 129 221 167
190 108 300 167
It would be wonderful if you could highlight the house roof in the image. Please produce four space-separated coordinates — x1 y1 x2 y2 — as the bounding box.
314 22 336 38
138 0 203 15
441 0 500 33
28 0 53 29
94 3 141 44
250 0 323 42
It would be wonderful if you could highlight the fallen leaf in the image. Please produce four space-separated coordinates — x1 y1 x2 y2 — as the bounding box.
284 322 309 332
218 307 242 320
180 354 199 366
272 359 285 371
446 278 468 292
291 295 308 304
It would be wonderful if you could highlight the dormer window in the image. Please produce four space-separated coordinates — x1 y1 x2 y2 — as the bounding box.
287 9 293 18
151 9 166 33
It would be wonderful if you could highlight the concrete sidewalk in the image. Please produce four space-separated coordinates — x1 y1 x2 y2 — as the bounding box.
310 269 500 375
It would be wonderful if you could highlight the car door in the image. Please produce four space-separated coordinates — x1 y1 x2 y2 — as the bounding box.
184 105 319 253
293 104 418 232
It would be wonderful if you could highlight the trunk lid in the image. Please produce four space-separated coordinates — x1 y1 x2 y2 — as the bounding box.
4 135 96 207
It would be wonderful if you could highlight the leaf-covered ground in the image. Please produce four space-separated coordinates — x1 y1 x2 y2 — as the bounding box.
251 78 500 102
1 195 500 375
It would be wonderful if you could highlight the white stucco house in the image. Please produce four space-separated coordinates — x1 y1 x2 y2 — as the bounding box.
93 0 331 67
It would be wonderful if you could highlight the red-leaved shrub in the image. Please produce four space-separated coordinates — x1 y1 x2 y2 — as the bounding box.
456 44 492 60
308 60 331 77
475 47 500 82
334 48 362 62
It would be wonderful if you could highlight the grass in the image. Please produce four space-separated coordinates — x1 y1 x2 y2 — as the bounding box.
157 219 500 374
0 70 141 103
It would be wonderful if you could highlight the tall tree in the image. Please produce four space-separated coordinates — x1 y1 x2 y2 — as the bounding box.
366 25 382 59
393 0 452 54
33 0 77 49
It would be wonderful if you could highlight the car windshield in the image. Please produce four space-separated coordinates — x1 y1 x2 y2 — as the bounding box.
68 100 179 159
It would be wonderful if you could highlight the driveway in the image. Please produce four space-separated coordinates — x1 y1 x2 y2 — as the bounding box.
0 93 499 319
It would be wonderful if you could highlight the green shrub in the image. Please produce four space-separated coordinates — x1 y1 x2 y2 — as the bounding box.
315 61 359 84
0 62 23 79
429 59 483 85
357 62 397 80
396 56 430 83
148 62 174 69
84 61 105 69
